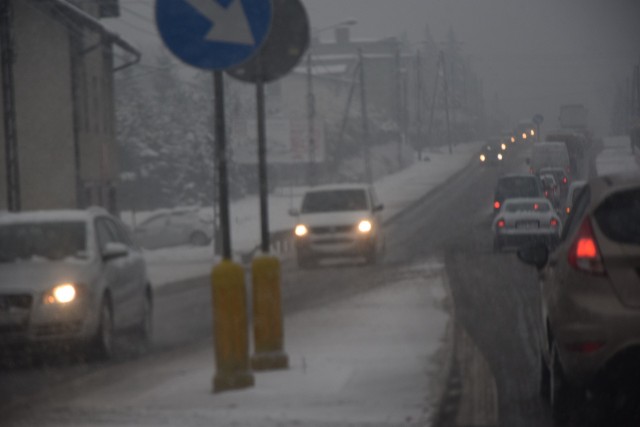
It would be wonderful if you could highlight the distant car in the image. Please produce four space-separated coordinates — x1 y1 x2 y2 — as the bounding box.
528 141 571 176
0 208 152 359
479 141 506 165
133 208 213 250
492 198 561 252
493 174 545 214
514 120 537 143
538 166 570 194
563 180 587 217
539 173 561 208
290 184 385 267
517 174 640 422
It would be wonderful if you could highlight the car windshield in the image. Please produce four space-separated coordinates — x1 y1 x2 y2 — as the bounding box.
497 177 538 197
3 0 640 425
0 222 87 263
505 201 551 213
301 190 368 213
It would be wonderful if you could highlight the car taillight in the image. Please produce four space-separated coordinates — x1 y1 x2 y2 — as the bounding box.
563 177 568 184
550 218 559 227
497 219 506 228
494 201 501 210
566 207 571 214
567 217 606 275
544 190 549 197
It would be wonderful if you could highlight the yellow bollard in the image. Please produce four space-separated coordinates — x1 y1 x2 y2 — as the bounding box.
251 255 289 371
211 260 254 392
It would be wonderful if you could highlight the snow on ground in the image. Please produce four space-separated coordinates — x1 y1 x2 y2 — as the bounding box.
595 136 640 176
138 142 483 288
13 260 450 427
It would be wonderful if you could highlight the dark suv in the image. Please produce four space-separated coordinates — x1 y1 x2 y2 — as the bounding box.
494 174 544 213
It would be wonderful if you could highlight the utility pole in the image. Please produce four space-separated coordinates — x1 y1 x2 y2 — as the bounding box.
441 51 453 155
358 48 372 184
415 50 422 160
0 0 20 211
394 46 403 169
306 52 316 186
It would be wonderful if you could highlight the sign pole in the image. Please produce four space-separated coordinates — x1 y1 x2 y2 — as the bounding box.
256 69 270 253
213 71 232 259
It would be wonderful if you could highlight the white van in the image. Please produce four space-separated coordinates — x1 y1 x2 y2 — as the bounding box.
528 141 571 176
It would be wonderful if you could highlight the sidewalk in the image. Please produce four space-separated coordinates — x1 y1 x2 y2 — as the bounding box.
138 142 483 288
595 135 640 176
9 261 451 427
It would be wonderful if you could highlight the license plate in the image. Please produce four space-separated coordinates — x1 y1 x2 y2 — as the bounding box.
516 221 539 229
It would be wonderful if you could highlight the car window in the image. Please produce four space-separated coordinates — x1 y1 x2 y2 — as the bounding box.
496 177 540 198
561 186 591 242
95 218 119 250
140 214 169 229
505 201 551 213
594 188 640 245
0 221 87 262
301 190 369 213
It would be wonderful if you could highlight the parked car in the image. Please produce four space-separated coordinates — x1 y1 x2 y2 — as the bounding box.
290 184 385 267
0 208 153 359
133 207 213 250
517 174 640 422
493 174 545 214
563 180 587 217
492 198 561 252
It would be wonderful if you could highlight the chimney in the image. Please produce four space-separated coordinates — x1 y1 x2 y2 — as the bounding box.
335 27 351 44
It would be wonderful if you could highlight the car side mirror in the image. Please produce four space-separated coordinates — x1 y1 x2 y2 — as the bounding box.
288 208 300 217
517 243 548 270
373 204 384 212
102 242 129 261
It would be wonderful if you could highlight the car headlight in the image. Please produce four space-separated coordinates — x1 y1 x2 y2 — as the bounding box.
44 283 77 304
294 224 308 237
479 154 486 162
501 143 506 151
358 220 373 233
497 153 503 160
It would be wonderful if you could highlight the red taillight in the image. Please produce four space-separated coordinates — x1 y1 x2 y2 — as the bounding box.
568 217 606 275
550 218 559 227
567 342 605 353
566 207 571 214
563 177 568 184
497 219 506 228
494 201 501 210
544 190 549 197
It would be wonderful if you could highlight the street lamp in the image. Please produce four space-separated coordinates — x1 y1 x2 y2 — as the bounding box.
306 19 357 186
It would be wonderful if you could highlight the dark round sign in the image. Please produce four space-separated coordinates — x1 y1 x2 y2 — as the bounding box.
226 0 310 83
533 114 544 125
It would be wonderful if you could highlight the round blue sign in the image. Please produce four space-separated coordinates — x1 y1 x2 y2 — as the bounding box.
156 0 272 70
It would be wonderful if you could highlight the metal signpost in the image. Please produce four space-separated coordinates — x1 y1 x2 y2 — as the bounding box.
533 114 544 142
226 0 309 372
156 0 272 393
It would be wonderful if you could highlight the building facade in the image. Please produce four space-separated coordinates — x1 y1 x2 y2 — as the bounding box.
0 0 139 212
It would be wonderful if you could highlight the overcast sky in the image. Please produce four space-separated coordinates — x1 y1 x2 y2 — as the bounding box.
107 0 640 134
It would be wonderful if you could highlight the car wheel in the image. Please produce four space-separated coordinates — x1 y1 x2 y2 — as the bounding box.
549 343 577 424
189 231 210 246
89 299 115 360
297 254 315 269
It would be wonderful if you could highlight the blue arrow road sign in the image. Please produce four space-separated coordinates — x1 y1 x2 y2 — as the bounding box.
156 0 272 70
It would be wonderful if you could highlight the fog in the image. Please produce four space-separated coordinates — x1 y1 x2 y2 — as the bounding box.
305 0 640 135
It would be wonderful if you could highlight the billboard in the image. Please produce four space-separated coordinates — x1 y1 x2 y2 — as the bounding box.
231 117 325 164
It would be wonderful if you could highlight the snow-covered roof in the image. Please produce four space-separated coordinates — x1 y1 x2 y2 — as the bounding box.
0 210 96 225
305 183 372 193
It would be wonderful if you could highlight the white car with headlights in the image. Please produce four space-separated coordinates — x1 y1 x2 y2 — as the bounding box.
492 198 562 252
0 208 152 359
290 184 385 267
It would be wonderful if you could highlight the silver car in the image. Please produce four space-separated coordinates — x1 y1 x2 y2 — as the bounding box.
518 174 640 422
492 197 562 252
133 208 213 250
0 208 152 359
